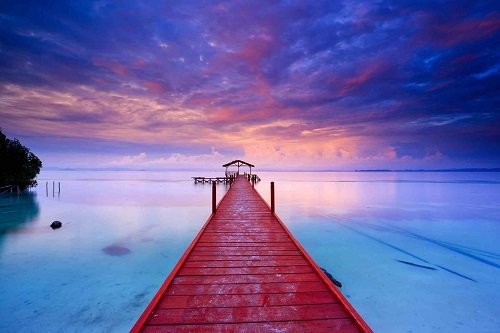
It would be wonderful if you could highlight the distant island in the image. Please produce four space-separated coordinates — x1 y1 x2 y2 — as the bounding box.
355 168 500 172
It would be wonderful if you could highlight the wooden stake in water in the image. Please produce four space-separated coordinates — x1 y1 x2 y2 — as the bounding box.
212 181 216 214
271 181 275 213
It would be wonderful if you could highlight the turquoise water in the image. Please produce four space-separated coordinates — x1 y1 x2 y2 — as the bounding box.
1 170 499 332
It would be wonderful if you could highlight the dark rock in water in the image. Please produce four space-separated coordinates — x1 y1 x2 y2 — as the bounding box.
50 221 62 229
102 245 131 256
320 267 342 288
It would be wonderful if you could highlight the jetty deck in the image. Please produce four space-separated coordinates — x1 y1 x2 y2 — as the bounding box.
131 175 372 333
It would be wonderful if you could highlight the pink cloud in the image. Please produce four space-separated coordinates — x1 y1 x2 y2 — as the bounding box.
340 58 391 95
418 12 500 48
92 77 107 84
132 59 146 66
425 150 445 160
209 107 235 123
451 53 480 65
143 80 169 93
384 147 397 159
92 57 129 76
219 36 275 72
428 80 452 91
185 95 218 107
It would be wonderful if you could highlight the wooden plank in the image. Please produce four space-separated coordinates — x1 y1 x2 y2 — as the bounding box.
195 243 297 250
146 303 350 325
201 231 291 236
202 230 286 234
199 235 292 241
203 228 285 232
210 213 274 219
141 318 361 333
165 281 330 296
189 249 302 256
187 255 302 261
198 237 293 243
183 259 309 268
178 265 314 276
172 273 321 285
191 245 299 251
157 291 335 308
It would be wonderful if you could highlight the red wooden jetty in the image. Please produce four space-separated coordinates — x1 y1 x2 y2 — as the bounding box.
131 175 373 333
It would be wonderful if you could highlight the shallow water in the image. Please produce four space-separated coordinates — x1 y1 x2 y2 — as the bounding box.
1 170 499 332
255 171 500 332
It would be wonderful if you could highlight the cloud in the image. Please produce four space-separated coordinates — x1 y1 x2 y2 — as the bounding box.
417 12 500 48
0 0 499 169
107 152 147 166
104 147 225 169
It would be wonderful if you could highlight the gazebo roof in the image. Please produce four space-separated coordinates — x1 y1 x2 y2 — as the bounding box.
222 160 255 168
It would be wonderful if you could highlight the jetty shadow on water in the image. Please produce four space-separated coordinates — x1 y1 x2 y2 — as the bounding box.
0 192 40 238
320 214 482 283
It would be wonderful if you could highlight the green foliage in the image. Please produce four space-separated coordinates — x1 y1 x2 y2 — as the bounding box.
0 129 42 190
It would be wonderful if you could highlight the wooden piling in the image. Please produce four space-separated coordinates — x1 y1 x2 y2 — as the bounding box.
212 181 216 214
271 181 275 213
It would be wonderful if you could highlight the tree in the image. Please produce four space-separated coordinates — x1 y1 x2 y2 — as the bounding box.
0 129 42 190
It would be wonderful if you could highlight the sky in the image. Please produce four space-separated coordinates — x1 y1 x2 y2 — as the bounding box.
0 1 499 170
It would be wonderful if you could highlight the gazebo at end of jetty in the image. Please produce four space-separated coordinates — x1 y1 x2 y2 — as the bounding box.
192 159 260 184
223 159 255 177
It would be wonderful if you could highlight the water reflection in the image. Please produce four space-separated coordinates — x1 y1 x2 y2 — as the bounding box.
0 191 40 234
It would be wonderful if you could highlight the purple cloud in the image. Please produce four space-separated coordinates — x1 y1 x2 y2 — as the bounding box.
0 0 498 169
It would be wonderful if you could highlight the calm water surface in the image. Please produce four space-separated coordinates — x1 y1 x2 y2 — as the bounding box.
1 170 499 332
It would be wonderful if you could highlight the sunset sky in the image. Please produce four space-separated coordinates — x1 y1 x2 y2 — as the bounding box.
1 1 499 170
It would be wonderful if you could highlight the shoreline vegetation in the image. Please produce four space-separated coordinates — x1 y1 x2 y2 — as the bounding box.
0 128 42 191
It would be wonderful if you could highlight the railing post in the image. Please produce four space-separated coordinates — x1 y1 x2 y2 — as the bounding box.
212 181 216 214
271 181 275 214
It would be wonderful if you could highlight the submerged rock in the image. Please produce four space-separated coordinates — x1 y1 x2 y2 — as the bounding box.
102 245 131 256
320 267 342 288
50 221 62 229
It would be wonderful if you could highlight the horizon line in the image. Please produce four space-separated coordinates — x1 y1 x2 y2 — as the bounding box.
41 167 500 173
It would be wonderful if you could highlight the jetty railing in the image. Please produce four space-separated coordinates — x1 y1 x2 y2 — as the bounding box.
192 176 232 184
0 185 21 194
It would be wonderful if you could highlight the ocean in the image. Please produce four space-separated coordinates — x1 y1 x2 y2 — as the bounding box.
1 170 499 332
